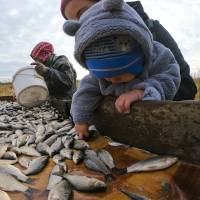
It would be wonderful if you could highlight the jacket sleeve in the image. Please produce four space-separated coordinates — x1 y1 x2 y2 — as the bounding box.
70 74 103 124
44 56 77 90
134 42 181 100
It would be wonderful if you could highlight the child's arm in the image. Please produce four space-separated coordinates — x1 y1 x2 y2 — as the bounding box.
115 89 144 113
71 74 103 138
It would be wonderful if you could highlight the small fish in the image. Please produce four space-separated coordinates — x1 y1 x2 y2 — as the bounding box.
63 137 74 149
125 156 178 174
0 163 31 183
18 156 33 168
2 151 17 160
24 156 49 175
26 135 36 146
119 189 150 200
48 180 72 200
0 159 18 165
60 148 73 160
73 139 89 150
52 154 65 165
20 146 41 157
62 174 107 192
0 173 34 200
49 138 63 156
36 142 52 155
0 190 12 200
0 144 9 158
44 135 58 146
72 150 84 164
47 165 66 191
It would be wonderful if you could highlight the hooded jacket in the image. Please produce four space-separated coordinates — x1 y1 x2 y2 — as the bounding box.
63 0 181 123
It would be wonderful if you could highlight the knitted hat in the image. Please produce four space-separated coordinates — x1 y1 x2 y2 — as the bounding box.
84 35 144 78
30 42 54 63
63 0 153 76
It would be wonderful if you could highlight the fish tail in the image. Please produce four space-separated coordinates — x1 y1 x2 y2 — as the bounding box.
105 173 115 182
24 188 38 200
111 167 127 175
26 178 36 184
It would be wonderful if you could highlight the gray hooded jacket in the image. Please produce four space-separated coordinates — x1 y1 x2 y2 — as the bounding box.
63 0 181 123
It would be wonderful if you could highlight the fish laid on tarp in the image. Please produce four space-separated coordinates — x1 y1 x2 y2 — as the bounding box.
18 156 33 168
121 156 178 174
0 172 35 200
0 163 32 183
84 150 114 181
20 146 41 157
119 188 150 200
24 156 49 175
73 150 84 164
48 180 72 200
97 149 121 174
0 144 9 158
61 174 107 192
0 190 12 200
2 151 17 160
0 159 18 165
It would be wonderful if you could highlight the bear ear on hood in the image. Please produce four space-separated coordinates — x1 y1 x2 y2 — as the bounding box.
63 20 80 36
103 0 124 11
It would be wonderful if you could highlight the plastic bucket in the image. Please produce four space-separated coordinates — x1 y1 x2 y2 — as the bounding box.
12 66 49 108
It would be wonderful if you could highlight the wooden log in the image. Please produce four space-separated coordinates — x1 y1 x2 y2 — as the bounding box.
93 96 200 165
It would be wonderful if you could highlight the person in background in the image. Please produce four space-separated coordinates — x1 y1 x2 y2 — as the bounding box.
30 41 77 118
60 0 197 101
62 0 181 139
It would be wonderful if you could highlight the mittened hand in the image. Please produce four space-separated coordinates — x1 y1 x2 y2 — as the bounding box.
115 89 144 113
31 62 48 76
75 123 90 140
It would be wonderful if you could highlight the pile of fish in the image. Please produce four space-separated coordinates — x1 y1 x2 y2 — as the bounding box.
0 101 178 200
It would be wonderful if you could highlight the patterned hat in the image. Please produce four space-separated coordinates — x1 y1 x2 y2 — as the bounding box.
84 35 144 78
30 42 54 63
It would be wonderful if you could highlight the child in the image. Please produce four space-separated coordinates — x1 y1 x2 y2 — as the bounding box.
63 0 181 139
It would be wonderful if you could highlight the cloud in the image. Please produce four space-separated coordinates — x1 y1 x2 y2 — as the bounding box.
0 0 199 83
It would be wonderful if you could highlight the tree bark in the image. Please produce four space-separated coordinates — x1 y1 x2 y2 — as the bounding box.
93 96 200 165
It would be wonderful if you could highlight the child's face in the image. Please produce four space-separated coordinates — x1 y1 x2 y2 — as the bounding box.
104 73 135 84
65 0 95 20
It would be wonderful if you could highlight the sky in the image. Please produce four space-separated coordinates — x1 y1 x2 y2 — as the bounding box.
0 0 200 82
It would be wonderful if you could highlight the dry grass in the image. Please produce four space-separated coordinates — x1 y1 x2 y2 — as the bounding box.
0 83 13 96
0 79 200 99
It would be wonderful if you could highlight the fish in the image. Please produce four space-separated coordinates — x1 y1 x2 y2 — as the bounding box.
0 159 18 165
44 135 58 146
0 190 12 200
84 152 114 181
73 139 89 150
24 156 49 175
47 165 66 191
63 137 74 149
49 138 63 156
119 189 150 200
123 156 178 174
20 146 41 157
0 172 35 200
36 142 52 155
0 163 32 183
48 180 72 200
62 174 107 192
2 151 17 160
0 144 9 158
72 150 84 164
18 156 33 168
60 148 73 160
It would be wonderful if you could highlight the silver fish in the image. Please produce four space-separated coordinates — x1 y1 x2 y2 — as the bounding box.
119 189 150 200
0 190 12 200
0 163 31 183
48 180 72 200
49 138 63 156
26 135 36 146
36 142 51 155
63 137 74 149
0 173 34 199
24 156 49 175
62 174 107 192
20 146 41 157
126 156 178 173
97 149 115 169
2 151 17 160
44 135 58 146
52 154 65 165
0 144 9 158
46 165 65 191
73 150 84 164
18 156 33 168
60 148 73 160
73 139 89 150
0 159 18 165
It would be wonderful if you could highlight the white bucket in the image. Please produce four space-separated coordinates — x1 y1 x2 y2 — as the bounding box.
12 66 49 108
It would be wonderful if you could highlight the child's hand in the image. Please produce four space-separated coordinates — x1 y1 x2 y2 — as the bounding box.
74 123 90 139
115 89 144 113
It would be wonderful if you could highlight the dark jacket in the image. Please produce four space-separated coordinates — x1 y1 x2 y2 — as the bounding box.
44 54 77 99
127 1 197 100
